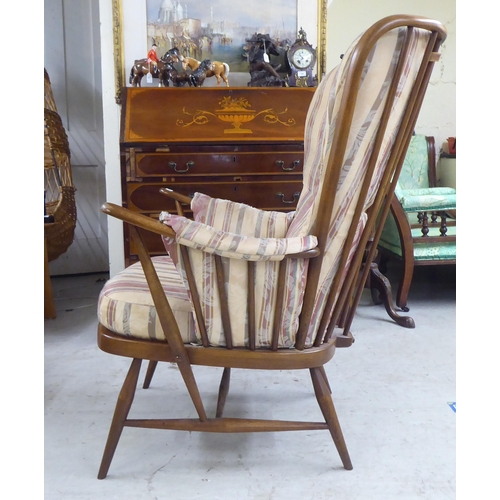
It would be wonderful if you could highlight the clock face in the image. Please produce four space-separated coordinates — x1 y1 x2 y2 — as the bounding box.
292 47 314 69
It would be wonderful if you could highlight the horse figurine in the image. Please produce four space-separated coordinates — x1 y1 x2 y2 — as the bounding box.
129 48 182 87
182 57 230 87
189 59 213 87
168 66 193 87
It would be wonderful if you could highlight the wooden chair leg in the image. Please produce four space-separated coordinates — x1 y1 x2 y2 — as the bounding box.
369 262 415 328
215 367 231 418
318 366 332 394
98 358 142 479
310 367 353 470
396 248 415 311
44 237 56 319
143 360 158 389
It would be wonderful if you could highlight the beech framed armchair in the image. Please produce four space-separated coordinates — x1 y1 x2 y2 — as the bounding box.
95 15 447 479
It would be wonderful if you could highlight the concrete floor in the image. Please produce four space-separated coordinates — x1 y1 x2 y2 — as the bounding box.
44 264 456 499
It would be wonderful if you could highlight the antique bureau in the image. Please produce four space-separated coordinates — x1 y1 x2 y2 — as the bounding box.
120 86 315 265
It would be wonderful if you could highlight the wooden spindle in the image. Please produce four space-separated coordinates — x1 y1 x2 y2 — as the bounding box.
421 211 429 237
214 255 233 349
247 261 256 350
179 246 210 347
440 214 448 236
271 261 287 351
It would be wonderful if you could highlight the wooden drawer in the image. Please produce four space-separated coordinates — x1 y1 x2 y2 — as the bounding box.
132 151 304 178
127 181 303 213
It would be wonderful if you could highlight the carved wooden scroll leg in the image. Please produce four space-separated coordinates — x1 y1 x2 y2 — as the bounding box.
369 263 415 328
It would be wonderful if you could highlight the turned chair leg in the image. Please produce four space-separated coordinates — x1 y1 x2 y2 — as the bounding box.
143 360 158 389
318 366 332 394
98 358 142 479
310 367 353 470
215 367 231 418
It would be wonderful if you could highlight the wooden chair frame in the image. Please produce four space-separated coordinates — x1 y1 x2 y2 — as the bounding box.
96 15 447 479
376 136 456 311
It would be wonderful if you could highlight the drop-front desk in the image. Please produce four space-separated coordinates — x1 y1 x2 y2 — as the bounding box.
120 86 315 266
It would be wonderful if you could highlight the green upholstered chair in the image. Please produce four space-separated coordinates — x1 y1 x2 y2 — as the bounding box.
376 134 456 311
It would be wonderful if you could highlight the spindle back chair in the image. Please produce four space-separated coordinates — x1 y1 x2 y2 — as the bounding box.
96 15 447 479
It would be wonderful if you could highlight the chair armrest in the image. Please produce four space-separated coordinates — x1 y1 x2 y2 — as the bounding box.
159 188 193 205
159 188 193 217
398 188 456 212
160 212 318 261
101 202 176 239
401 187 456 196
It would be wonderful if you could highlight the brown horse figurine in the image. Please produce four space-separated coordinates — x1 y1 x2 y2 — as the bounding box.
182 57 230 87
168 66 193 87
189 59 213 87
129 48 181 87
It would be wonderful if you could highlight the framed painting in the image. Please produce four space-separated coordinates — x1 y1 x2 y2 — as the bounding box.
112 0 327 102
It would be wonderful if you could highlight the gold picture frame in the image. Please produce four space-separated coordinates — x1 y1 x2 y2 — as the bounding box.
112 0 327 104
112 0 125 103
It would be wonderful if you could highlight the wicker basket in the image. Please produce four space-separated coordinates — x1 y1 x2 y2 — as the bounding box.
44 68 58 112
44 69 77 262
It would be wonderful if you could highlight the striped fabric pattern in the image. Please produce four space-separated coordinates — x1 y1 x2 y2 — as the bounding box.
160 212 317 261
99 25 435 350
191 192 295 233
98 256 197 343
282 27 434 345
161 194 302 347
157 26 434 348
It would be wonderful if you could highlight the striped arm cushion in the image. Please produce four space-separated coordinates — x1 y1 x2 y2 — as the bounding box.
160 195 315 348
160 212 317 261
283 26 435 345
98 256 198 343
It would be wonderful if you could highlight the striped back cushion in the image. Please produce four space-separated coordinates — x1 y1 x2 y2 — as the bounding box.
162 193 297 347
281 26 434 345
161 26 433 349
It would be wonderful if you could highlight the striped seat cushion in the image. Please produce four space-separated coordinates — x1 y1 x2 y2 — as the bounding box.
98 256 198 343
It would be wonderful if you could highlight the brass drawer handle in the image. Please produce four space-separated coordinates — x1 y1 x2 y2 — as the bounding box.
169 161 194 173
277 191 300 204
276 159 301 171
